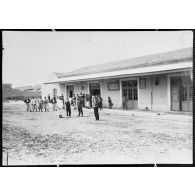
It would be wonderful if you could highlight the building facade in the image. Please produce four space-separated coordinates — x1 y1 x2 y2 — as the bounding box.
42 48 193 112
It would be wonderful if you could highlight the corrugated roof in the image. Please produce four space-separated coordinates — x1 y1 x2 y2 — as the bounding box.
58 47 192 78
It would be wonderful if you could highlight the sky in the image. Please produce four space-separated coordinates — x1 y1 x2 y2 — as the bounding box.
2 31 193 88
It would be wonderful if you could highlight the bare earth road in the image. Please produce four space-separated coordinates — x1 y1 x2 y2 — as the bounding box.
2 102 192 165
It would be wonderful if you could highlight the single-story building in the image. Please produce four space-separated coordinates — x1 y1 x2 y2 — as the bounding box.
42 47 193 112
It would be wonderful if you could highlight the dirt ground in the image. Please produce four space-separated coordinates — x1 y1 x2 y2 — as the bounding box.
2 102 193 165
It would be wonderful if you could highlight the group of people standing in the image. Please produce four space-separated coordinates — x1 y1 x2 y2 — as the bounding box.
24 93 113 120
24 96 50 112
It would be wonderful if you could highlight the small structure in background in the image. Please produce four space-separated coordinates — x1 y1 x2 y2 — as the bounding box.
3 83 42 101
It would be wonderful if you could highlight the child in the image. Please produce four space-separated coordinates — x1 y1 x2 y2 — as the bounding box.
108 97 113 109
123 95 128 110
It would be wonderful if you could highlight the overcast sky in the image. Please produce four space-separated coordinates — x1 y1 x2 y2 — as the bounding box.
2 31 193 88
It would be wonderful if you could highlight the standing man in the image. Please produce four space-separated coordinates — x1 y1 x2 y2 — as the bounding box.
72 94 76 109
94 95 99 120
76 94 79 109
43 97 49 112
35 97 39 112
77 96 83 117
56 96 63 118
48 94 52 110
85 94 90 108
24 97 31 112
98 95 103 111
89 95 92 108
38 97 43 112
48 94 51 102
69 96 73 107
61 94 65 110
65 98 71 117
51 95 57 111
31 97 36 112
92 95 95 108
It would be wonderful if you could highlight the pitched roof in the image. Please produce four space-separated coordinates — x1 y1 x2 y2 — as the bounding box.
58 47 192 78
53 72 65 77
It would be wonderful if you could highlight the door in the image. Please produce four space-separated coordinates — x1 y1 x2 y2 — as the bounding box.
122 80 138 109
181 76 192 112
67 85 74 98
89 83 100 96
171 76 192 112
171 77 181 111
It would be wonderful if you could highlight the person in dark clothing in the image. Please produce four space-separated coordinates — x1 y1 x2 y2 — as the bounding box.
65 98 71 117
24 97 31 111
89 95 92 108
48 94 51 102
51 96 57 111
108 97 113 109
98 96 103 111
94 95 99 120
77 96 83 117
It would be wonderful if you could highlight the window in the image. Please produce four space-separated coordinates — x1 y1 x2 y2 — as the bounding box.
132 80 137 87
128 81 132 87
128 89 133 100
122 81 127 87
139 78 146 89
133 88 138 100
123 89 127 97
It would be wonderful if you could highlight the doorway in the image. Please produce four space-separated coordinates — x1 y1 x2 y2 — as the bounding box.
67 85 74 98
122 80 138 109
171 76 192 112
89 83 101 96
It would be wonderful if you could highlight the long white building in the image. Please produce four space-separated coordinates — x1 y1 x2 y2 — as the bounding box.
42 47 193 112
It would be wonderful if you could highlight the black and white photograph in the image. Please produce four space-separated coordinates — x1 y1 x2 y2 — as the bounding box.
2 30 193 166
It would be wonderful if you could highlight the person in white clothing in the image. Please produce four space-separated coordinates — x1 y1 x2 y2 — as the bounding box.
57 96 64 118
92 95 95 107
31 97 36 112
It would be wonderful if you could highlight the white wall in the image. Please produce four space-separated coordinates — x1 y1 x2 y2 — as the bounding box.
59 83 66 97
152 75 169 111
138 76 152 110
138 75 169 111
100 80 121 108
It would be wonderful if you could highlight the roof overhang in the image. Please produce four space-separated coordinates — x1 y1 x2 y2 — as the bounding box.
44 61 192 84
